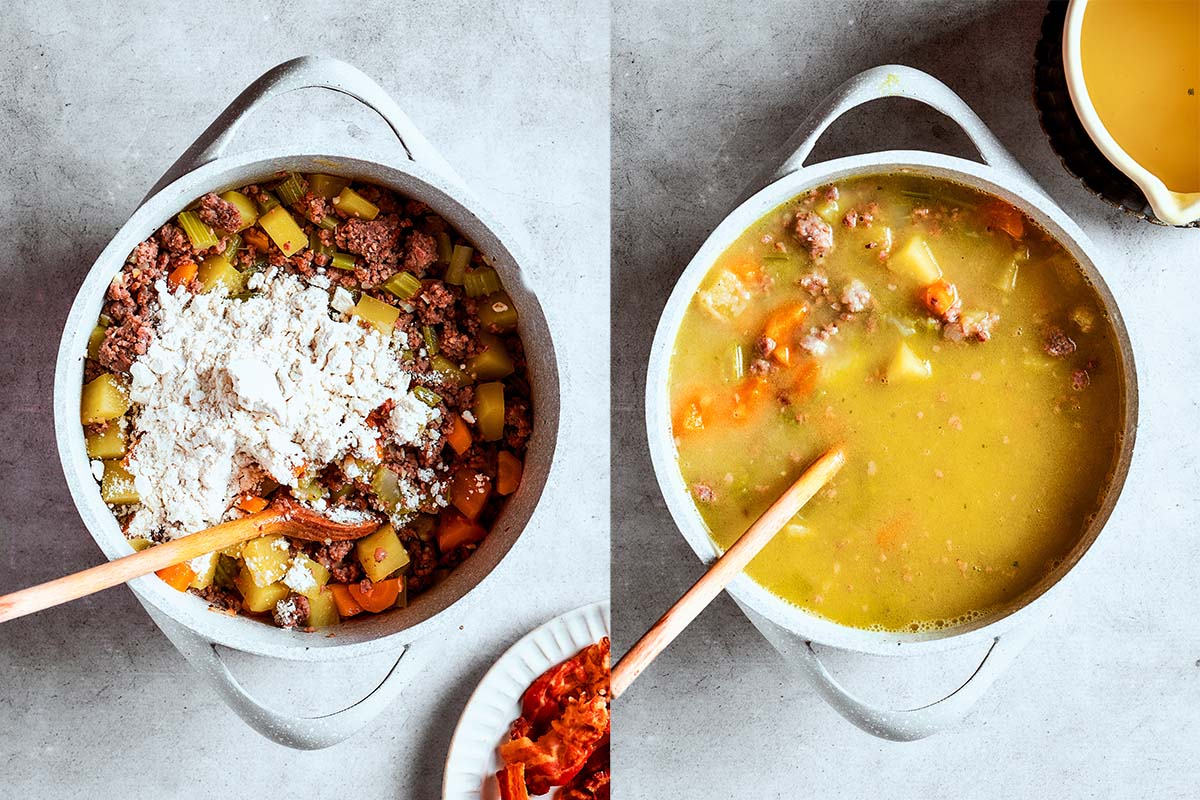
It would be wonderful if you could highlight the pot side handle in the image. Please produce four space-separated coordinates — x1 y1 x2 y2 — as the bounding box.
795 621 1040 742
143 55 466 202
143 600 432 750
764 64 1034 188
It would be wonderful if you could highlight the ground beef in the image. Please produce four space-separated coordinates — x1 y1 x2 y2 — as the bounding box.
192 584 241 613
793 211 834 258
414 281 458 324
272 593 310 628
755 335 776 358
297 192 331 225
97 321 152 373
336 217 403 265
1044 326 1076 357
1071 369 1091 390
504 397 533 450
693 483 715 503
196 192 242 232
312 540 363 584
840 279 872 313
156 222 192 257
404 230 438 276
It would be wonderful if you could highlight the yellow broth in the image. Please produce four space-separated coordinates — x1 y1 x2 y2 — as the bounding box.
669 173 1125 632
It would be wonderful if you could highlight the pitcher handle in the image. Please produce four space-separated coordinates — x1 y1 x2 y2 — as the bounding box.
143 600 431 750
765 64 1032 187
144 55 465 201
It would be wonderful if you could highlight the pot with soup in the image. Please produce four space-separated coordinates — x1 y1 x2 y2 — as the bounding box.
646 66 1137 741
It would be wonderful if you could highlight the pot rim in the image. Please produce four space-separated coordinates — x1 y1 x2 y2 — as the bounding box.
54 146 560 661
645 149 1138 657
1062 0 1200 226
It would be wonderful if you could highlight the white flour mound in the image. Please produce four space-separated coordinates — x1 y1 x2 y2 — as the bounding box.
125 272 436 539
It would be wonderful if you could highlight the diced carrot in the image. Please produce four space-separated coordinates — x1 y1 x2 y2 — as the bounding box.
167 261 197 291
243 228 270 251
348 578 400 613
446 414 474 455
450 469 492 521
982 199 1025 239
673 390 714 434
921 279 960 320
329 584 364 617
789 360 820 401
496 452 523 495
438 509 487 552
497 763 531 800
876 516 909 552
730 375 769 423
731 260 764 285
235 494 269 513
763 302 809 366
156 562 196 592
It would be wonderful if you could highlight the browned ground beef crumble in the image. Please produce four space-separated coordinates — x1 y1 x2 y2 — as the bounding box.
87 175 533 624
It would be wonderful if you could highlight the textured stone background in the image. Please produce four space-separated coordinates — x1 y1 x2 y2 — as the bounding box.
612 1 1199 798
0 2 608 797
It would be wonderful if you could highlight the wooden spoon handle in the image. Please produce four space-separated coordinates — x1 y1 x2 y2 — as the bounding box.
610 446 846 700
0 508 285 624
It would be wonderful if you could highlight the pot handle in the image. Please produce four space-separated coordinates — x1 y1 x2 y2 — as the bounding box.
795 620 1040 742
764 64 1031 187
142 599 431 750
144 55 465 201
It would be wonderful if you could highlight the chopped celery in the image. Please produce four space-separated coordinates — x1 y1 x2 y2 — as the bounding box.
128 537 153 552
255 190 281 214
81 374 130 424
318 215 339 230
477 291 519 332
422 324 440 356
177 211 218 250
219 190 258 230
292 478 325 504
474 381 506 441
355 523 411 582
275 173 307 206
466 332 514 380
431 354 469 387
371 466 407 513
100 460 139 505
197 253 245 294
308 231 336 258
723 343 745 383
307 173 350 199
413 386 442 406
258 206 308 256
330 252 357 271
221 232 242 260
445 245 473 285
994 259 1020 293
85 423 126 459
333 187 379 220
383 270 422 300
463 266 502 298
213 554 239 589
436 231 452 264
87 325 106 360
351 294 400 335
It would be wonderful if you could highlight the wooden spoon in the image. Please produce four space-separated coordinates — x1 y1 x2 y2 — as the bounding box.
0 494 381 624
610 446 845 700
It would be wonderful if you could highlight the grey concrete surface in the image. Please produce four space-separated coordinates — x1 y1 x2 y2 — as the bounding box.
0 2 607 798
613 1 1199 798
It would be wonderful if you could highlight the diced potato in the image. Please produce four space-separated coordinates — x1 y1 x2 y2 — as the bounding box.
815 198 840 224
475 381 506 441
81 373 130 425
466 332 515 380
477 291 519 332
890 236 943 285
197 253 245 294
355 523 411 583
696 269 750 320
282 554 330 598
258 206 308 256
351 294 400 335
219 190 258 231
305 586 340 628
333 187 380 220
235 566 290 613
87 325 106 360
127 537 152 552
188 552 219 590
1070 306 1096 333
220 541 245 558
85 422 126 459
241 534 291 588
886 342 932 382
100 460 140 504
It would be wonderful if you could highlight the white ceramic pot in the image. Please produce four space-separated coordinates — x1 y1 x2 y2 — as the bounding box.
53 57 560 750
646 65 1138 741
1062 0 1200 226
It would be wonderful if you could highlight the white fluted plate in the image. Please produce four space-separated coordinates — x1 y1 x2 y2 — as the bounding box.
442 601 611 800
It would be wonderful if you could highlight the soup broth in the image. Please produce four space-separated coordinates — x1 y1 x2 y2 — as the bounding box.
669 174 1125 631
